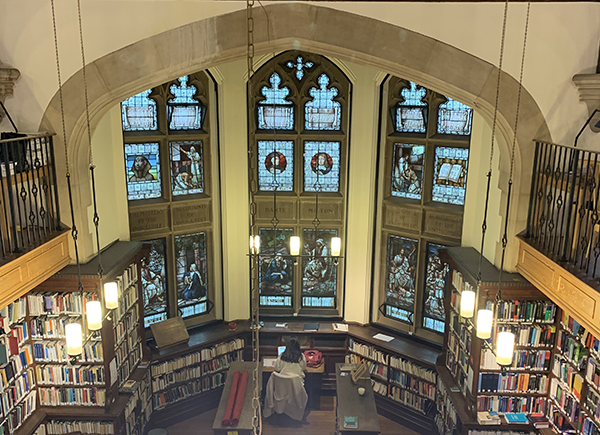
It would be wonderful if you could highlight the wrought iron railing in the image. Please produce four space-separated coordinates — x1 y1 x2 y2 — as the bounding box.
526 140 600 282
0 133 61 262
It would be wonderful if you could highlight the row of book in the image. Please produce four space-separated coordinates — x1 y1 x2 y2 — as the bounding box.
476 395 546 414
45 420 115 434
513 324 556 347
117 343 142 387
118 263 139 292
480 349 551 371
445 351 468 397
348 339 388 364
30 317 67 340
586 386 600 422
495 300 557 323
553 355 584 400
451 270 474 294
35 364 105 386
478 373 547 394
558 329 589 371
550 379 581 423
435 379 458 435
367 361 388 380
2 299 26 326
115 333 141 367
151 338 244 376
33 340 103 363
39 386 106 406
583 417 600 435
448 333 469 374
390 369 436 400
587 356 600 394
450 314 472 353
114 310 139 348
388 385 433 414
153 372 226 410
371 379 386 396
27 293 91 317
5 390 36 434
390 355 437 384
115 280 138 323
1 369 35 417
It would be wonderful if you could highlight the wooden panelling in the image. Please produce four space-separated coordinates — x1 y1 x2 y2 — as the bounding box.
517 237 600 338
0 230 70 309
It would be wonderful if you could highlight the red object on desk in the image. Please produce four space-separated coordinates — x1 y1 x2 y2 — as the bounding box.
221 371 241 426
231 370 248 426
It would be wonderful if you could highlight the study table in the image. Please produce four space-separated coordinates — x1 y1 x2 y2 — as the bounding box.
335 363 380 435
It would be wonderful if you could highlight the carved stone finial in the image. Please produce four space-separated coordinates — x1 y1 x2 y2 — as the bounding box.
0 63 20 123
573 73 600 133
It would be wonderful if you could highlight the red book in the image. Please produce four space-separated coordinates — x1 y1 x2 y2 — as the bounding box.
8 336 17 356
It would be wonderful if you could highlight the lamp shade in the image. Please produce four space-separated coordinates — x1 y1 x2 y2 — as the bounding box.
496 331 515 366
290 236 300 256
104 282 119 310
86 300 102 331
476 309 494 339
331 237 341 257
66 323 83 356
250 235 260 254
460 289 475 318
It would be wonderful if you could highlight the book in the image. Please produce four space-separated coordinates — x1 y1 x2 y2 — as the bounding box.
343 416 358 429
477 411 501 425
333 323 348 332
437 163 463 183
303 323 319 332
504 413 528 424
528 413 550 428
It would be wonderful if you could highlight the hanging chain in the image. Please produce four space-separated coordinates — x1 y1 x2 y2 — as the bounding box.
247 2 261 435
51 0 83 293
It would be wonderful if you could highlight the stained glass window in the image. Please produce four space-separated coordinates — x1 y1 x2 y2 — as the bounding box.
124 143 162 200
170 141 203 196
174 232 209 319
396 82 427 133
258 141 294 192
121 89 157 131
305 74 341 130
259 228 294 307
422 243 448 333
301 229 337 308
258 73 293 130
141 239 168 328
391 144 424 200
385 235 418 325
433 147 469 205
304 141 340 193
168 76 204 130
286 56 314 81
437 98 473 135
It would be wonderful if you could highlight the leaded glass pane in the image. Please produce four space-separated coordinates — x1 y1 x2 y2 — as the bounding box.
175 232 209 319
385 235 418 325
124 143 161 200
259 228 294 307
433 147 469 205
391 144 424 200
305 74 341 130
422 243 448 333
304 142 340 193
121 89 157 131
170 141 203 196
258 141 294 192
286 56 314 81
396 82 427 133
141 239 167 328
258 73 293 130
301 229 337 308
168 76 204 131
437 98 473 135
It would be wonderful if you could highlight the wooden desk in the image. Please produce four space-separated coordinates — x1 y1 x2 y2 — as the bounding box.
335 363 380 435
212 361 262 435
261 357 323 410
261 356 325 373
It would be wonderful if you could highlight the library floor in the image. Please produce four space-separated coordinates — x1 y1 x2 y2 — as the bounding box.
165 397 421 435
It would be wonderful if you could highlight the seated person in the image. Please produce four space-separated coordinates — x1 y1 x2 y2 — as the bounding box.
274 337 307 381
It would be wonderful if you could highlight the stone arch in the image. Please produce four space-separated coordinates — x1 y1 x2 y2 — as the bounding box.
39 3 549 266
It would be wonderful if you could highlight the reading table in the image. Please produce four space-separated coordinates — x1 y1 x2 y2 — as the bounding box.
335 363 380 435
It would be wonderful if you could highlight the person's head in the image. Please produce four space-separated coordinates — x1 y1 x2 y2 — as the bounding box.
275 252 283 264
280 336 303 363
318 153 327 166
190 263 197 272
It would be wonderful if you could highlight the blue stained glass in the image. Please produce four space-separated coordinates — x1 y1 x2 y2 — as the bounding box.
170 141 203 196
258 73 293 130
259 228 294 307
391 144 424 200
175 232 209 319
121 89 157 131
437 98 473 135
305 74 341 130
303 141 340 193
385 234 418 325
168 76 204 130
301 229 338 308
286 56 314 81
258 141 294 192
422 243 449 333
141 239 168 328
396 82 427 133
433 147 469 205
124 143 161 200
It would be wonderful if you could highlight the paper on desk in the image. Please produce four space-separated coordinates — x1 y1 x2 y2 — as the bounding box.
275 323 287 328
372 333 394 342
263 357 277 368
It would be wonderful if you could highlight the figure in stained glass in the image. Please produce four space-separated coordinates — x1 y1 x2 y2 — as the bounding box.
311 152 333 176
391 144 423 199
175 233 209 318
141 239 167 328
259 228 294 305
422 243 448 332
129 156 156 181
265 152 287 174
385 235 418 323
305 74 341 130
258 141 294 191
304 142 340 192
170 141 203 196
258 73 293 130
302 229 337 299
125 143 161 200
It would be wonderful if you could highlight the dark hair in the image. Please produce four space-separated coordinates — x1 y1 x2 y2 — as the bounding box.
280 336 303 363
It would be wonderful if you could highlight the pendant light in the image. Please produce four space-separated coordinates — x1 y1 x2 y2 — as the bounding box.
290 236 301 256
460 289 475 318
86 300 102 331
249 235 260 255
104 282 119 310
66 323 83 356
476 308 494 339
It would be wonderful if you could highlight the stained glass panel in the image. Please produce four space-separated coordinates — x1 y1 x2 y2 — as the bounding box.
385 235 418 325
170 141 203 196
259 228 294 307
124 143 161 200
301 229 337 308
168 76 204 131
437 98 473 135
175 232 209 319
396 82 427 133
303 142 340 193
258 73 293 130
305 74 341 130
422 243 448 333
433 147 469 205
141 239 168 328
258 141 294 192
391 144 424 200
121 89 157 131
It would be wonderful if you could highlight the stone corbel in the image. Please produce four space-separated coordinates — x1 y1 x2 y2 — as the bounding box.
573 73 600 133
0 62 21 123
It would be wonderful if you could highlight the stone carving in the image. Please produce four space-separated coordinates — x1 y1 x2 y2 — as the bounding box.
573 73 600 133
0 63 20 123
